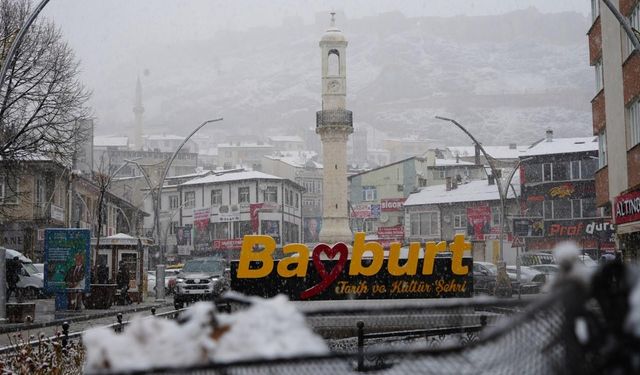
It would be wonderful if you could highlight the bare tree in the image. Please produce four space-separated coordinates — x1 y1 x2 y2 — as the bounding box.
0 0 91 167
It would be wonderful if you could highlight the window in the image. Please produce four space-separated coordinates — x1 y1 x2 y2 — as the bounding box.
453 210 467 229
581 158 598 178
594 59 603 93
438 170 446 179
524 164 541 183
264 186 278 203
212 222 229 239
571 199 582 219
543 200 553 220
295 193 299 208
169 195 179 210
543 163 552 182
169 221 179 235
570 161 581 180
362 186 377 201
0 175 18 204
238 187 250 203
491 206 501 227
628 98 640 148
184 191 195 209
552 161 569 181
598 131 607 168
553 200 572 219
211 189 222 205
582 198 598 218
529 201 543 217
628 5 640 58
409 212 439 237
418 177 427 187
234 221 253 238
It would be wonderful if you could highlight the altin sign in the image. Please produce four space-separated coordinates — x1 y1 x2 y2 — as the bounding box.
230 232 473 300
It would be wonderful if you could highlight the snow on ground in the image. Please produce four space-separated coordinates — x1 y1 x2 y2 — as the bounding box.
83 294 328 371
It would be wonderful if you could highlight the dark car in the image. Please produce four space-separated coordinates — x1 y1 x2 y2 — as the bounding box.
173 257 229 309
473 261 497 295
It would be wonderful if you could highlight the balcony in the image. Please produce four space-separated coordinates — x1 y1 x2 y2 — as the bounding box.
316 110 353 128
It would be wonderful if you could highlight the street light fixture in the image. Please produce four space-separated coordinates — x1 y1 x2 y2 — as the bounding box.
435 115 516 296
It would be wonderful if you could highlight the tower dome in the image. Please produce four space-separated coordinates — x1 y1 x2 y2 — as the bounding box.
320 12 347 44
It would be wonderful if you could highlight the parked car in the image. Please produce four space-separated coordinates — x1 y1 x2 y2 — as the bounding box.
4 248 44 299
520 252 555 266
529 264 559 284
174 257 229 309
506 265 546 294
473 261 497 295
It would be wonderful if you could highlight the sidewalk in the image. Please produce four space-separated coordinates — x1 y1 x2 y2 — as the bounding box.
0 296 173 335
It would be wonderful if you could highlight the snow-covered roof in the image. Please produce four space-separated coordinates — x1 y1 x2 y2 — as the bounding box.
405 177 520 206
218 143 274 148
94 136 128 147
181 170 283 186
434 158 475 167
522 136 598 157
267 136 304 143
265 151 321 169
447 145 529 160
145 134 185 141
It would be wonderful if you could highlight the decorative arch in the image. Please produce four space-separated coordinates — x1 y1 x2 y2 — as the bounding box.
328 49 340 76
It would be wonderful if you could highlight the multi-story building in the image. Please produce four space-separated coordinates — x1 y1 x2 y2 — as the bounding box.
0 159 145 261
404 177 520 264
588 0 640 262
175 170 303 260
217 142 275 171
261 152 323 243
143 134 198 154
267 136 305 152
518 131 614 257
447 144 529 168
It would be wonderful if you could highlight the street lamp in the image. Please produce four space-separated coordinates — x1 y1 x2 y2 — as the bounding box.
153 118 223 301
435 115 517 296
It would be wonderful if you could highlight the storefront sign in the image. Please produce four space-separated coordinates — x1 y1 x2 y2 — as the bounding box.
512 218 544 237
377 226 404 238
614 190 640 225
213 238 243 250
545 219 615 241
50 204 65 222
352 203 381 219
44 229 91 293
381 198 406 212
525 181 594 200
231 233 472 300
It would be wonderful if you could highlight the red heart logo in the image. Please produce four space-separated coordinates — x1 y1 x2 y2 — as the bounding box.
300 243 348 299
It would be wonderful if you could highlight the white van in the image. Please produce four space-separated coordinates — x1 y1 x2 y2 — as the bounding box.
3 248 44 298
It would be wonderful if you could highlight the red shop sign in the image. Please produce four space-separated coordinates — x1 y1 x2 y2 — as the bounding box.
377 226 404 238
213 238 243 250
614 190 640 225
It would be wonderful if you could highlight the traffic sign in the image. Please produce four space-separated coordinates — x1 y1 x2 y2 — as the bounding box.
512 235 525 248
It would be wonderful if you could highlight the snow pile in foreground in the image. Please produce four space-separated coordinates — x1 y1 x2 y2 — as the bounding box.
552 241 592 285
83 295 328 372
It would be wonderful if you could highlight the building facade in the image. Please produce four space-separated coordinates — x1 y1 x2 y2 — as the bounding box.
588 0 640 262
518 132 613 257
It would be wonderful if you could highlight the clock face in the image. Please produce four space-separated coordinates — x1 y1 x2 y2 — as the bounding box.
328 79 341 93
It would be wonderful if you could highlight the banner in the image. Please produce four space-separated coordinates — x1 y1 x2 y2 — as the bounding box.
377 225 404 239
381 198 406 212
193 208 210 246
351 203 381 219
466 206 492 241
176 225 192 255
250 203 264 233
303 217 322 243
44 229 91 293
614 189 640 225
213 238 243 250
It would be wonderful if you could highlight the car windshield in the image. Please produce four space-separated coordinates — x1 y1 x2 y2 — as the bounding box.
23 262 39 275
182 259 224 274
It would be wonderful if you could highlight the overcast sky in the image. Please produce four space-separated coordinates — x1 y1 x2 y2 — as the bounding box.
38 0 590 135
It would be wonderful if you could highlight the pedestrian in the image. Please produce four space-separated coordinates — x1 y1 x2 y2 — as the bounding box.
116 261 131 305
6 256 21 302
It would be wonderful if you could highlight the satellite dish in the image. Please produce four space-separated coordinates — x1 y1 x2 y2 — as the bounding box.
380 214 389 223
259 183 268 191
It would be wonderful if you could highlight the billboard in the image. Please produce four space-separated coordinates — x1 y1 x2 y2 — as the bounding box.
512 218 545 237
176 225 193 255
466 206 492 241
44 229 91 293
303 217 322 243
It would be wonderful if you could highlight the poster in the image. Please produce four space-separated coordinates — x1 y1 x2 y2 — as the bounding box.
466 206 491 241
261 220 280 244
193 208 210 245
44 229 91 292
303 217 322 243
176 225 193 255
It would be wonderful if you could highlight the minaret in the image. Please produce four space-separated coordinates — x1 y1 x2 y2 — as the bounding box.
133 76 144 150
316 13 353 244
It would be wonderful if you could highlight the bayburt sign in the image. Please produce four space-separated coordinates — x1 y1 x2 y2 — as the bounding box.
231 232 472 300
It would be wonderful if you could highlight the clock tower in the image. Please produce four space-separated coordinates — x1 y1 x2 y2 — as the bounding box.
316 13 353 245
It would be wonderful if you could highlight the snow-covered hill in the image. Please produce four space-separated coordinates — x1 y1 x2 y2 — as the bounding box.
93 8 592 146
